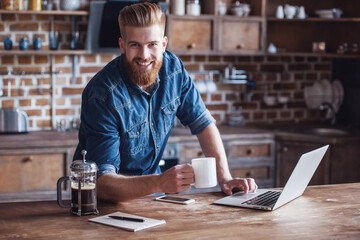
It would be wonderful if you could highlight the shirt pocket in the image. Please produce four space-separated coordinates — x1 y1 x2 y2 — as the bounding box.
161 97 181 134
125 120 148 156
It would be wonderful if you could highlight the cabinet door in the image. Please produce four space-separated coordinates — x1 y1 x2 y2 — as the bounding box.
167 17 213 53
276 141 330 187
179 142 204 164
0 153 66 193
228 142 271 158
231 166 269 179
330 142 360 184
220 18 262 52
226 140 275 188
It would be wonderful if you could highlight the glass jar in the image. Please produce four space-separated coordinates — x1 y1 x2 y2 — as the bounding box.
2 0 14 10
170 0 185 16
4 37 13 50
19 37 28 51
186 0 200 16
14 0 24 10
31 0 41 10
33 37 42 50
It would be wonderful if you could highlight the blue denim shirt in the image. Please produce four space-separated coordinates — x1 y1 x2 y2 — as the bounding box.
73 50 215 177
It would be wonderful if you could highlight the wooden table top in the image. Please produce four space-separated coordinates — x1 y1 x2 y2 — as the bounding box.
1 183 359 239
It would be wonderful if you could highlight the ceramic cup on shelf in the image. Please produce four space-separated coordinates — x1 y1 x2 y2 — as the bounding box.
267 43 277 53
49 31 59 50
276 5 284 19
19 37 28 51
218 0 227 16
60 0 80 11
4 37 13 50
170 0 185 15
242 4 250 16
297 6 306 19
284 4 296 19
70 31 79 50
33 37 42 50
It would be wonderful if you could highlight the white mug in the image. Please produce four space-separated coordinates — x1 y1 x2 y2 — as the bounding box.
191 157 217 188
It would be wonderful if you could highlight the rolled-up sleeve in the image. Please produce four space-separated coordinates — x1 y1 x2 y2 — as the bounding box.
97 164 117 178
188 109 215 135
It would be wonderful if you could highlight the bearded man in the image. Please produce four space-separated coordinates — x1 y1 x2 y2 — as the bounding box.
73 2 257 202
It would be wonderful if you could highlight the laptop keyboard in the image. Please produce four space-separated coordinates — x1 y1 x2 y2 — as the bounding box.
242 191 281 207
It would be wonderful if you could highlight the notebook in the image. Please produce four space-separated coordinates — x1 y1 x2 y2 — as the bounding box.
214 145 329 211
89 211 166 232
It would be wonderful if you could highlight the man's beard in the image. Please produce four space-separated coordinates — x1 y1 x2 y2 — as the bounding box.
124 55 163 87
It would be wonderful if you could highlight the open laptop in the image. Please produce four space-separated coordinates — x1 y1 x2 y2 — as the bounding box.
213 145 329 211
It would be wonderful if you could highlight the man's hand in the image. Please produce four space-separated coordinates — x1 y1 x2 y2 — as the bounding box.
157 164 194 193
220 178 258 195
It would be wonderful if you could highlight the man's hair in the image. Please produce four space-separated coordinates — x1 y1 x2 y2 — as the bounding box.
118 2 166 39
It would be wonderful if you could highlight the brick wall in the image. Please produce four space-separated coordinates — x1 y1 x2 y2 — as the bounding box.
0 14 332 131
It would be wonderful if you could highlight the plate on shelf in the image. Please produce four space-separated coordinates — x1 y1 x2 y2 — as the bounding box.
332 80 344 111
320 79 333 103
304 85 322 109
315 9 334 19
315 9 343 19
331 81 340 112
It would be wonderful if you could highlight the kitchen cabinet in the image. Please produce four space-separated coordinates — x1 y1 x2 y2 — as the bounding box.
265 0 360 56
167 0 360 57
0 147 74 202
166 0 265 55
178 135 275 188
0 131 77 203
276 141 330 187
219 17 263 54
276 135 360 187
179 141 205 161
225 139 275 188
167 15 215 54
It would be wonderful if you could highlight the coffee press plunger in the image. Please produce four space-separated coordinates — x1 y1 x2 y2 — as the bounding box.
57 150 99 216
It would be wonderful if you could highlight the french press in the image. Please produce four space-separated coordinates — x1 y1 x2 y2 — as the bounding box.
57 150 99 216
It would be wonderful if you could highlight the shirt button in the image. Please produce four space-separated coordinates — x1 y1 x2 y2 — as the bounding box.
136 132 139 135
156 146 159 149
151 122 154 126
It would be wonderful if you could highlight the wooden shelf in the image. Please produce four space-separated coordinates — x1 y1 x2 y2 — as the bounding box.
0 9 88 16
266 52 360 58
0 50 89 55
267 17 360 22
168 14 264 21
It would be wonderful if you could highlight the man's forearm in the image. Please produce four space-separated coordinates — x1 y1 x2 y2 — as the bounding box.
97 173 161 203
196 123 232 184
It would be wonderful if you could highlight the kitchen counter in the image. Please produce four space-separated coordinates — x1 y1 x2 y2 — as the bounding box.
0 124 358 147
0 131 78 149
0 183 359 239
0 127 272 148
261 124 360 144
169 125 274 142
171 124 360 144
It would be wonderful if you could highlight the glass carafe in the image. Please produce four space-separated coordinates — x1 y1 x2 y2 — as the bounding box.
57 150 99 216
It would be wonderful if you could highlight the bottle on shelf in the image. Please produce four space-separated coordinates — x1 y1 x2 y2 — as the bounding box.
14 0 24 10
170 0 185 16
186 0 200 16
31 0 42 10
2 0 15 10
